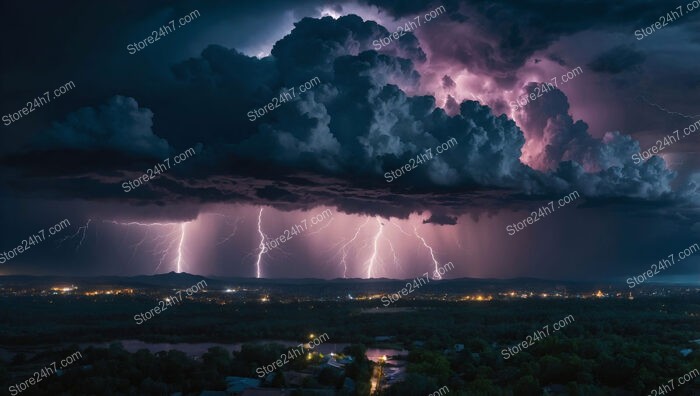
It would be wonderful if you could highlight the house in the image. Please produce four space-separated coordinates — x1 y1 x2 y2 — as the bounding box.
323 357 346 370
443 344 466 355
337 356 353 365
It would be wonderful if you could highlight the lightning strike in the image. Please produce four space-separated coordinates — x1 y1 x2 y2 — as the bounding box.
217 216 242 245
413 225 441 279
384 237 400 271
390 221 412 236
255 207 265 278
455 235 463 250
56 219 92 251
366 218 384 278
336 218 370 278
176 223 187 273
105 220 188 274
638 95 700 119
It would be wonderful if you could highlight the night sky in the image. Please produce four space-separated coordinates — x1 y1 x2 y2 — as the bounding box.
1 0 699 282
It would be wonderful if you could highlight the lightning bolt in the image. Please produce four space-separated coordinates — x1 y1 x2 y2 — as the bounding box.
390 221 412 237
255 207 265 278
177 223 186 273
455 235 463 250
217 216 242 245
384 237 400 271
104 220 187 274
335 218 370 278
56 219 92 251
366 218 384 278
638 95 700 120
413 225 440 279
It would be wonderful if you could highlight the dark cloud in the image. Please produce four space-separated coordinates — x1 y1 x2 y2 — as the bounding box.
588 45 646 74
364 0 692 88
422 213 458 225
441 75 456 90
33 96 171 158
444 94 459 114
547 53 567 66
2 12 696 223
268 14 426 84
1 0 699 279
516 82 680 200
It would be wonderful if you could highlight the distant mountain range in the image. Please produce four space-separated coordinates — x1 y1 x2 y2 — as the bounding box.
1 272 695 295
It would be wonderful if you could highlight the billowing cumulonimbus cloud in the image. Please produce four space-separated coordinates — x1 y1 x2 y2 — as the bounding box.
1 13 694 224
36 96 171 158
364 0 690 81
516 81 677 199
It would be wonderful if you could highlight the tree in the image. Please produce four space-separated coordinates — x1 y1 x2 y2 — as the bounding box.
407 350 451 384
513 375 540 396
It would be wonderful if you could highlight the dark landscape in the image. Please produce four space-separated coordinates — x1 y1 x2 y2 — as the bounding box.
2 0 700 394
